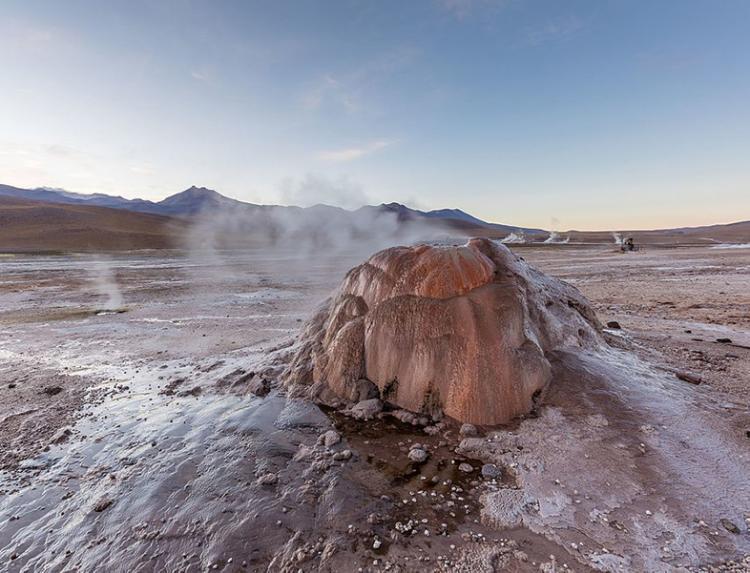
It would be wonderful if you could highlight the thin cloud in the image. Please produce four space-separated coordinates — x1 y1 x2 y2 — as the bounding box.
302 74 360 113
190 69 209 82
278 174 370 209
436 0 508 20
316 140 394 163
524 16 584 46
129 164 155 175
2 17 78 57
301 46 420 115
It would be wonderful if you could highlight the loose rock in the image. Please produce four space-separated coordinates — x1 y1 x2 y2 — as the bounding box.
319 430 341 447
676 371 702 385
349 398 382 421
332 449 352 461
248 377 271 397
481 463 501 478
459 423 478 437
41 386 63 396
93 496 114 512
352 378 379 402
257 473 278 486
720 518 740 534
49 427 73 445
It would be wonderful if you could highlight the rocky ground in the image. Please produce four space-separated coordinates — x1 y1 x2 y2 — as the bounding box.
0 244 748 572
521 244 750 399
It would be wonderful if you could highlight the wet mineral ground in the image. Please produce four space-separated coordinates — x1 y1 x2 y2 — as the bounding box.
0 244 748 572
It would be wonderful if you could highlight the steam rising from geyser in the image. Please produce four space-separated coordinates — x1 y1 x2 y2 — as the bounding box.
500 232 526 244
182 201 460 264
543 231 569 244
90 258 123 310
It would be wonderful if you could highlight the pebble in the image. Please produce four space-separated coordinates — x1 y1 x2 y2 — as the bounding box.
720 518 740 534
319 430 341 447
481 463 501 478
93 496 114 512
458 463 474 473
332 449 352 461
408 448 429 464
257 473 278 486
349 399 383 421
459 424 477 437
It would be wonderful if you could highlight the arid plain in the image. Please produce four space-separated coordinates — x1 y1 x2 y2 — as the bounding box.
0 242 748 572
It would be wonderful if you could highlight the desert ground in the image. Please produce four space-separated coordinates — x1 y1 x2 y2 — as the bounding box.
0 243 748 572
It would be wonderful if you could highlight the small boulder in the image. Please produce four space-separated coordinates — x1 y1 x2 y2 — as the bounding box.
41 386 63 396
352 378 379 402
720 518 740 534
459 423 478 437
408 448 429 464
93 496 114 512
319 430 341 448
458 462 474 473
676 371 702 385
332 449 353 461
391 410 418 425
49 427 72 445
349 399 382 421
257 473 278 486
248 377 271 397
481 463 501 479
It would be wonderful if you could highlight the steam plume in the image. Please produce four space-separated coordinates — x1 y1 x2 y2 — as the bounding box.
91 257 123 310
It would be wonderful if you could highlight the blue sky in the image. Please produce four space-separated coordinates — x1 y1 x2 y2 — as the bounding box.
1 0 748 229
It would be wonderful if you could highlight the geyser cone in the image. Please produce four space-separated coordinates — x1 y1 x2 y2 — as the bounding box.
285 238 602 424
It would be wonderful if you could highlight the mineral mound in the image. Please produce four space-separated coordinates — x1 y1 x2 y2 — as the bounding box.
285 238 602 425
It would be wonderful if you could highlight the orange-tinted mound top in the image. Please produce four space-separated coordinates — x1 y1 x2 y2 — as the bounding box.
340 242 496 306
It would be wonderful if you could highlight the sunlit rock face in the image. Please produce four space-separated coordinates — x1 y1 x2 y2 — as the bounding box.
285 238 602 425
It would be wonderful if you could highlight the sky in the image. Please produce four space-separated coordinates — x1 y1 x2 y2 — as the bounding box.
1 0 749 230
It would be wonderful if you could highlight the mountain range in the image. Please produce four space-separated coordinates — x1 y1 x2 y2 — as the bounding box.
0 183 748 251
0 183 540 234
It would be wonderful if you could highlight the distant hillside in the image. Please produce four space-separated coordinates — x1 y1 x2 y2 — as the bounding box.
0 183 166 215
567 220 750 245
356 202 544 236
0 184 541 234
155 186 241 215
1 183 747 249
0 196 186 251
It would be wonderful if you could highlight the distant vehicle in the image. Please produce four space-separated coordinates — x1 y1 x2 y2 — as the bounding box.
620 237 639 252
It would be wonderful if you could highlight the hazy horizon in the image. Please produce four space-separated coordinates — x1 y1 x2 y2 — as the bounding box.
6 180 750 232
2 0 749 231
